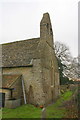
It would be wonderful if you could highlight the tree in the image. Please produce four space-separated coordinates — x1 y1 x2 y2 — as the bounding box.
64 57 79 79
54 41 72 65
54 41 79 84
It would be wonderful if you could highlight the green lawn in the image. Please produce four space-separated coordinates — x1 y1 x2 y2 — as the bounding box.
2 104 41 118
0 108 2 119
46 90 73 118
2 89 75 119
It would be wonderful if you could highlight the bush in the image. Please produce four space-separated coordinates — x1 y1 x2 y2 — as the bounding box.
60 76 74 85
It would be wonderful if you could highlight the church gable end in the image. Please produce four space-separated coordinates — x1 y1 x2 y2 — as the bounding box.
1 13 60 108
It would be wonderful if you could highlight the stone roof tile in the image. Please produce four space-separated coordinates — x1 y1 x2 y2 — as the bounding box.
2 38 40 67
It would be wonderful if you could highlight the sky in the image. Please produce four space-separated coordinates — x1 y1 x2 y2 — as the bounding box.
0 0 79 57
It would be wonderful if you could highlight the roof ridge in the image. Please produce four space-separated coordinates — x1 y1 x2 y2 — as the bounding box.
2 37 40 45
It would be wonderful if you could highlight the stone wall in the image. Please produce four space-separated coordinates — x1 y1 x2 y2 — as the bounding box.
37 13 60 105
3 59 45 106
5 99 21 108
37 41 60 105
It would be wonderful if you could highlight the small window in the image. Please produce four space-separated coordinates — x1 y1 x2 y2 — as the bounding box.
46 23 49 29
50 28 53 35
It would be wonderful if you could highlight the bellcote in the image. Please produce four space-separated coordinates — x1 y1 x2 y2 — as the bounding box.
40 13 54 47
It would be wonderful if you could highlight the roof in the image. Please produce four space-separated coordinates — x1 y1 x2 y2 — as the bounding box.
2 38 40 67
2 74 21 88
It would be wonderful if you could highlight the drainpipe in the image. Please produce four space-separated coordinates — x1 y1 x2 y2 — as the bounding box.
22 79 27 104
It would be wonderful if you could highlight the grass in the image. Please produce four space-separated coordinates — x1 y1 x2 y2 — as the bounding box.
46 90 73 118
2 89 75 119
0 108 2 119
2 104 41 118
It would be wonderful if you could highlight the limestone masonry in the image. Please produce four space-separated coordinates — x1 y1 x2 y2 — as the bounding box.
0 13 60 108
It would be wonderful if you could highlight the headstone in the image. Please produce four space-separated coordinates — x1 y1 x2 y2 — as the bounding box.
41 107 46 120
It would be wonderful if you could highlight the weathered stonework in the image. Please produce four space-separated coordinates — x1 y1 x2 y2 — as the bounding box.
1 13 60 107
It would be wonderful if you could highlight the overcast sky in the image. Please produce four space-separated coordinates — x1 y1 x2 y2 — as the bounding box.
0 0 78 57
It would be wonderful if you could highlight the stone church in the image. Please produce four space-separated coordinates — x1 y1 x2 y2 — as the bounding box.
0 13 60 108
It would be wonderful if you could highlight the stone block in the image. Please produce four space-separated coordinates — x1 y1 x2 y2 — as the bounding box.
5 99 21 108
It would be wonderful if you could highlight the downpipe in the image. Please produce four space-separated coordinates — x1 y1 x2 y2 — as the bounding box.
22 79 27 104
